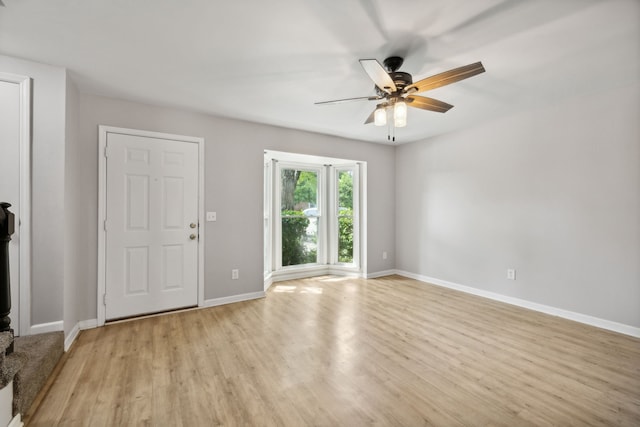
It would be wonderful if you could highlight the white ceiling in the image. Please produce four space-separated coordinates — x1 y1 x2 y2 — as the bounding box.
1 0 638 144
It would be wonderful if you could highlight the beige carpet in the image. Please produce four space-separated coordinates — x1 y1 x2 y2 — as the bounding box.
12 331 63 415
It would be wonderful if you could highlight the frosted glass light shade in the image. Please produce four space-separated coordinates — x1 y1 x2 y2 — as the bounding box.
374 107 387 126
394 101 407 127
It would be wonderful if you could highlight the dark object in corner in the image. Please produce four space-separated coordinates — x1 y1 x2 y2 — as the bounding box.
0 202 15 354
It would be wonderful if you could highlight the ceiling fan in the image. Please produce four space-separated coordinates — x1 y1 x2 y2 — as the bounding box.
315 56 485 140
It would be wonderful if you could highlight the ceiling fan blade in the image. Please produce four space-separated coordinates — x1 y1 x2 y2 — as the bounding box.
405 62 485 94
406 95 454 113
359 59 397 93
364 109 376 124
315 96 381 105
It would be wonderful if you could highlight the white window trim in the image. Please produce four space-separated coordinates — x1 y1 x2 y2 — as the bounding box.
264 151 365 283
263 158 273 278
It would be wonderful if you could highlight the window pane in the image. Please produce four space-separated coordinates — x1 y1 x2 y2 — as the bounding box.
338 215 353 263
281 168 318 266
337 170 354 263
338 171 353 210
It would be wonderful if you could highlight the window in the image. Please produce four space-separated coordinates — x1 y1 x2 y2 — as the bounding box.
336 169 356 264
264 151 364 279
280 167 320 267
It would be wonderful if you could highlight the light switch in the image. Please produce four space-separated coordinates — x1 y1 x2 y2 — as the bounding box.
206 211 217 222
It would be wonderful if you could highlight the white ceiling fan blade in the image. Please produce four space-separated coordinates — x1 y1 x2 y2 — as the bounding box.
359 59 397 94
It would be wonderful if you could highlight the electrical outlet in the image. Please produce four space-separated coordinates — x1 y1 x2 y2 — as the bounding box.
231 269 239 280
206 211 217 222
507 269 516 280
382 251 388 260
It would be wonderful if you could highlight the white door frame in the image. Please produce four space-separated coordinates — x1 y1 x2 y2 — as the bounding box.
97 126 205 326
0 72 32 336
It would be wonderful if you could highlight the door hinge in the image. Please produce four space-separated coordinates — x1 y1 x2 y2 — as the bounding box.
103 294 107 306
104 146 109 158
103 219 107 231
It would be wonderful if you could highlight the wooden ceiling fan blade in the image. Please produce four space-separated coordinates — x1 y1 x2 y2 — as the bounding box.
315 96 381 105
406 95 454 113
359 59 397 93
405 62 485 94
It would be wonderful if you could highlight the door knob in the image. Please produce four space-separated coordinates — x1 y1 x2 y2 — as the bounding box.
190 223 197 229
189 234 197 240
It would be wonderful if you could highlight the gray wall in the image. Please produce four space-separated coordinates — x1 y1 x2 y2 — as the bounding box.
2 51 637 332
77 93 396 318
63 75 82 336
396 82 640 327
0 55 66 326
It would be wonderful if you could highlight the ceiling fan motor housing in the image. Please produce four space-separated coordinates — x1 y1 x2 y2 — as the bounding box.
384 56 413 94
375 71 412 97
390 71 412 91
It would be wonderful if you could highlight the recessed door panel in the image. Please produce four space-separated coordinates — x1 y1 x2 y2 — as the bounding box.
126 175 149 230
125 247 149 295
126 148 150 165
162 245 183 290
163 177 184 229
163 151 184 167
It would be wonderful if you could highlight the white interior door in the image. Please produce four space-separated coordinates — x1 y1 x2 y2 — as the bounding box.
105 132 199 320
0 79 21 332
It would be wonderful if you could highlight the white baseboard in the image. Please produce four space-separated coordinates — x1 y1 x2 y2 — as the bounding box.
8 414 23 427
364 269 397 279
29 320 64 336
78 319 98 330
64 323 80 352
395 270 640 338
64 319 99 351
264 273 273 292
204 291 265 308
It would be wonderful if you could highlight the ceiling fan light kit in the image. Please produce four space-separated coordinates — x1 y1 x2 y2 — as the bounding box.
393 101 407 128
315 56 486 141
374 105 387 126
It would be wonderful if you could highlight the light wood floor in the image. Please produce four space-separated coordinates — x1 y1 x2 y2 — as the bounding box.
27 275 640 426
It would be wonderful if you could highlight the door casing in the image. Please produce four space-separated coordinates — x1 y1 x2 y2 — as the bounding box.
0 72 32 336
97 126 205 326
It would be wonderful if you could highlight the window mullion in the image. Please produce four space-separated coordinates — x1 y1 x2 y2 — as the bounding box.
325 164 335 265
274 160 283 270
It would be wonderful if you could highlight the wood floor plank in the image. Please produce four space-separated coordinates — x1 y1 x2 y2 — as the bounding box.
27 275 640 426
